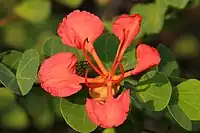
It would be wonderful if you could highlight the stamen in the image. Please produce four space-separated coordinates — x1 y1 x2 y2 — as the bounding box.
107 79 113 99
111 29 126 76
86 43 108 76
112 63 124 84
84 69 106 88
82 39 104 76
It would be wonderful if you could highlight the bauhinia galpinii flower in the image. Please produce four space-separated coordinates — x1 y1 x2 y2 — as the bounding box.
39 10 161 128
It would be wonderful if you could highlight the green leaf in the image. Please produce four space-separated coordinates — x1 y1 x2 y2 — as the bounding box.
1 104 29 130
136 71 172 111
131 1 167 34
0 63 21 95
60 90 97 133
1 50 22 71
19 90 54 129
57 0 83 8
43 36 84 60
167 105 192 131
0 87 16 111
94 33 119 70
157 44 180 77
121 43 137 71
177 79 200 120
16 49 39 96
14 0 51 23
164 0 189 9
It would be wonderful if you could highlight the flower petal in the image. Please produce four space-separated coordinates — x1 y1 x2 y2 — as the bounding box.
85 90 130 128
112 14 142 48
58 10 104 49
39 52 83 97
131 44 161 75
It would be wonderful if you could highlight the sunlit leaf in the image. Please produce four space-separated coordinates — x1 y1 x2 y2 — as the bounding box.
167 105 192 131
136 71 172 111
177 79 200 120
16 49 39 96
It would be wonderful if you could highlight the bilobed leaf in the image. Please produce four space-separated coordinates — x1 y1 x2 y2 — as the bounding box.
57 0 83 8
16 49 39 96
131 1 167 34
60 90 97 133
167 105 192 131
0 63 21 95
157 44 180 77
1 50 22 71
94 33 119 70
136 71 172 111
43 36 84 60
164 0 189 9
177 79 200 120
14 0 51 23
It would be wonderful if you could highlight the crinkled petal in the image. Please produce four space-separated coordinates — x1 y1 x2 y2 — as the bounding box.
58 10 104 48
85 90 130 128
131 44 161 75
39 52 82 97
112 14 141 48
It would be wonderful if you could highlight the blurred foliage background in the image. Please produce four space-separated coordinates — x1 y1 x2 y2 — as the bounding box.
0 0 200 133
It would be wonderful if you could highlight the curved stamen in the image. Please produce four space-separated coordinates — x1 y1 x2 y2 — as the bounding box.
82 39 104 76
112 63 124 84
84 69 106 88
111 29 126 76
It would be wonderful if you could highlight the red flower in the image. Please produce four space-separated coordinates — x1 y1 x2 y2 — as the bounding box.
58 10 104 49
38 52 83 97
39 10 161 129
85 90 130 128
131 44 161 75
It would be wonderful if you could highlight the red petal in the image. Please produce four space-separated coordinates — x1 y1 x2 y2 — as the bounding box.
38 52 82 97
112 14 141 48
85 90 130 128
58 10 104 49
131 44 161 75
